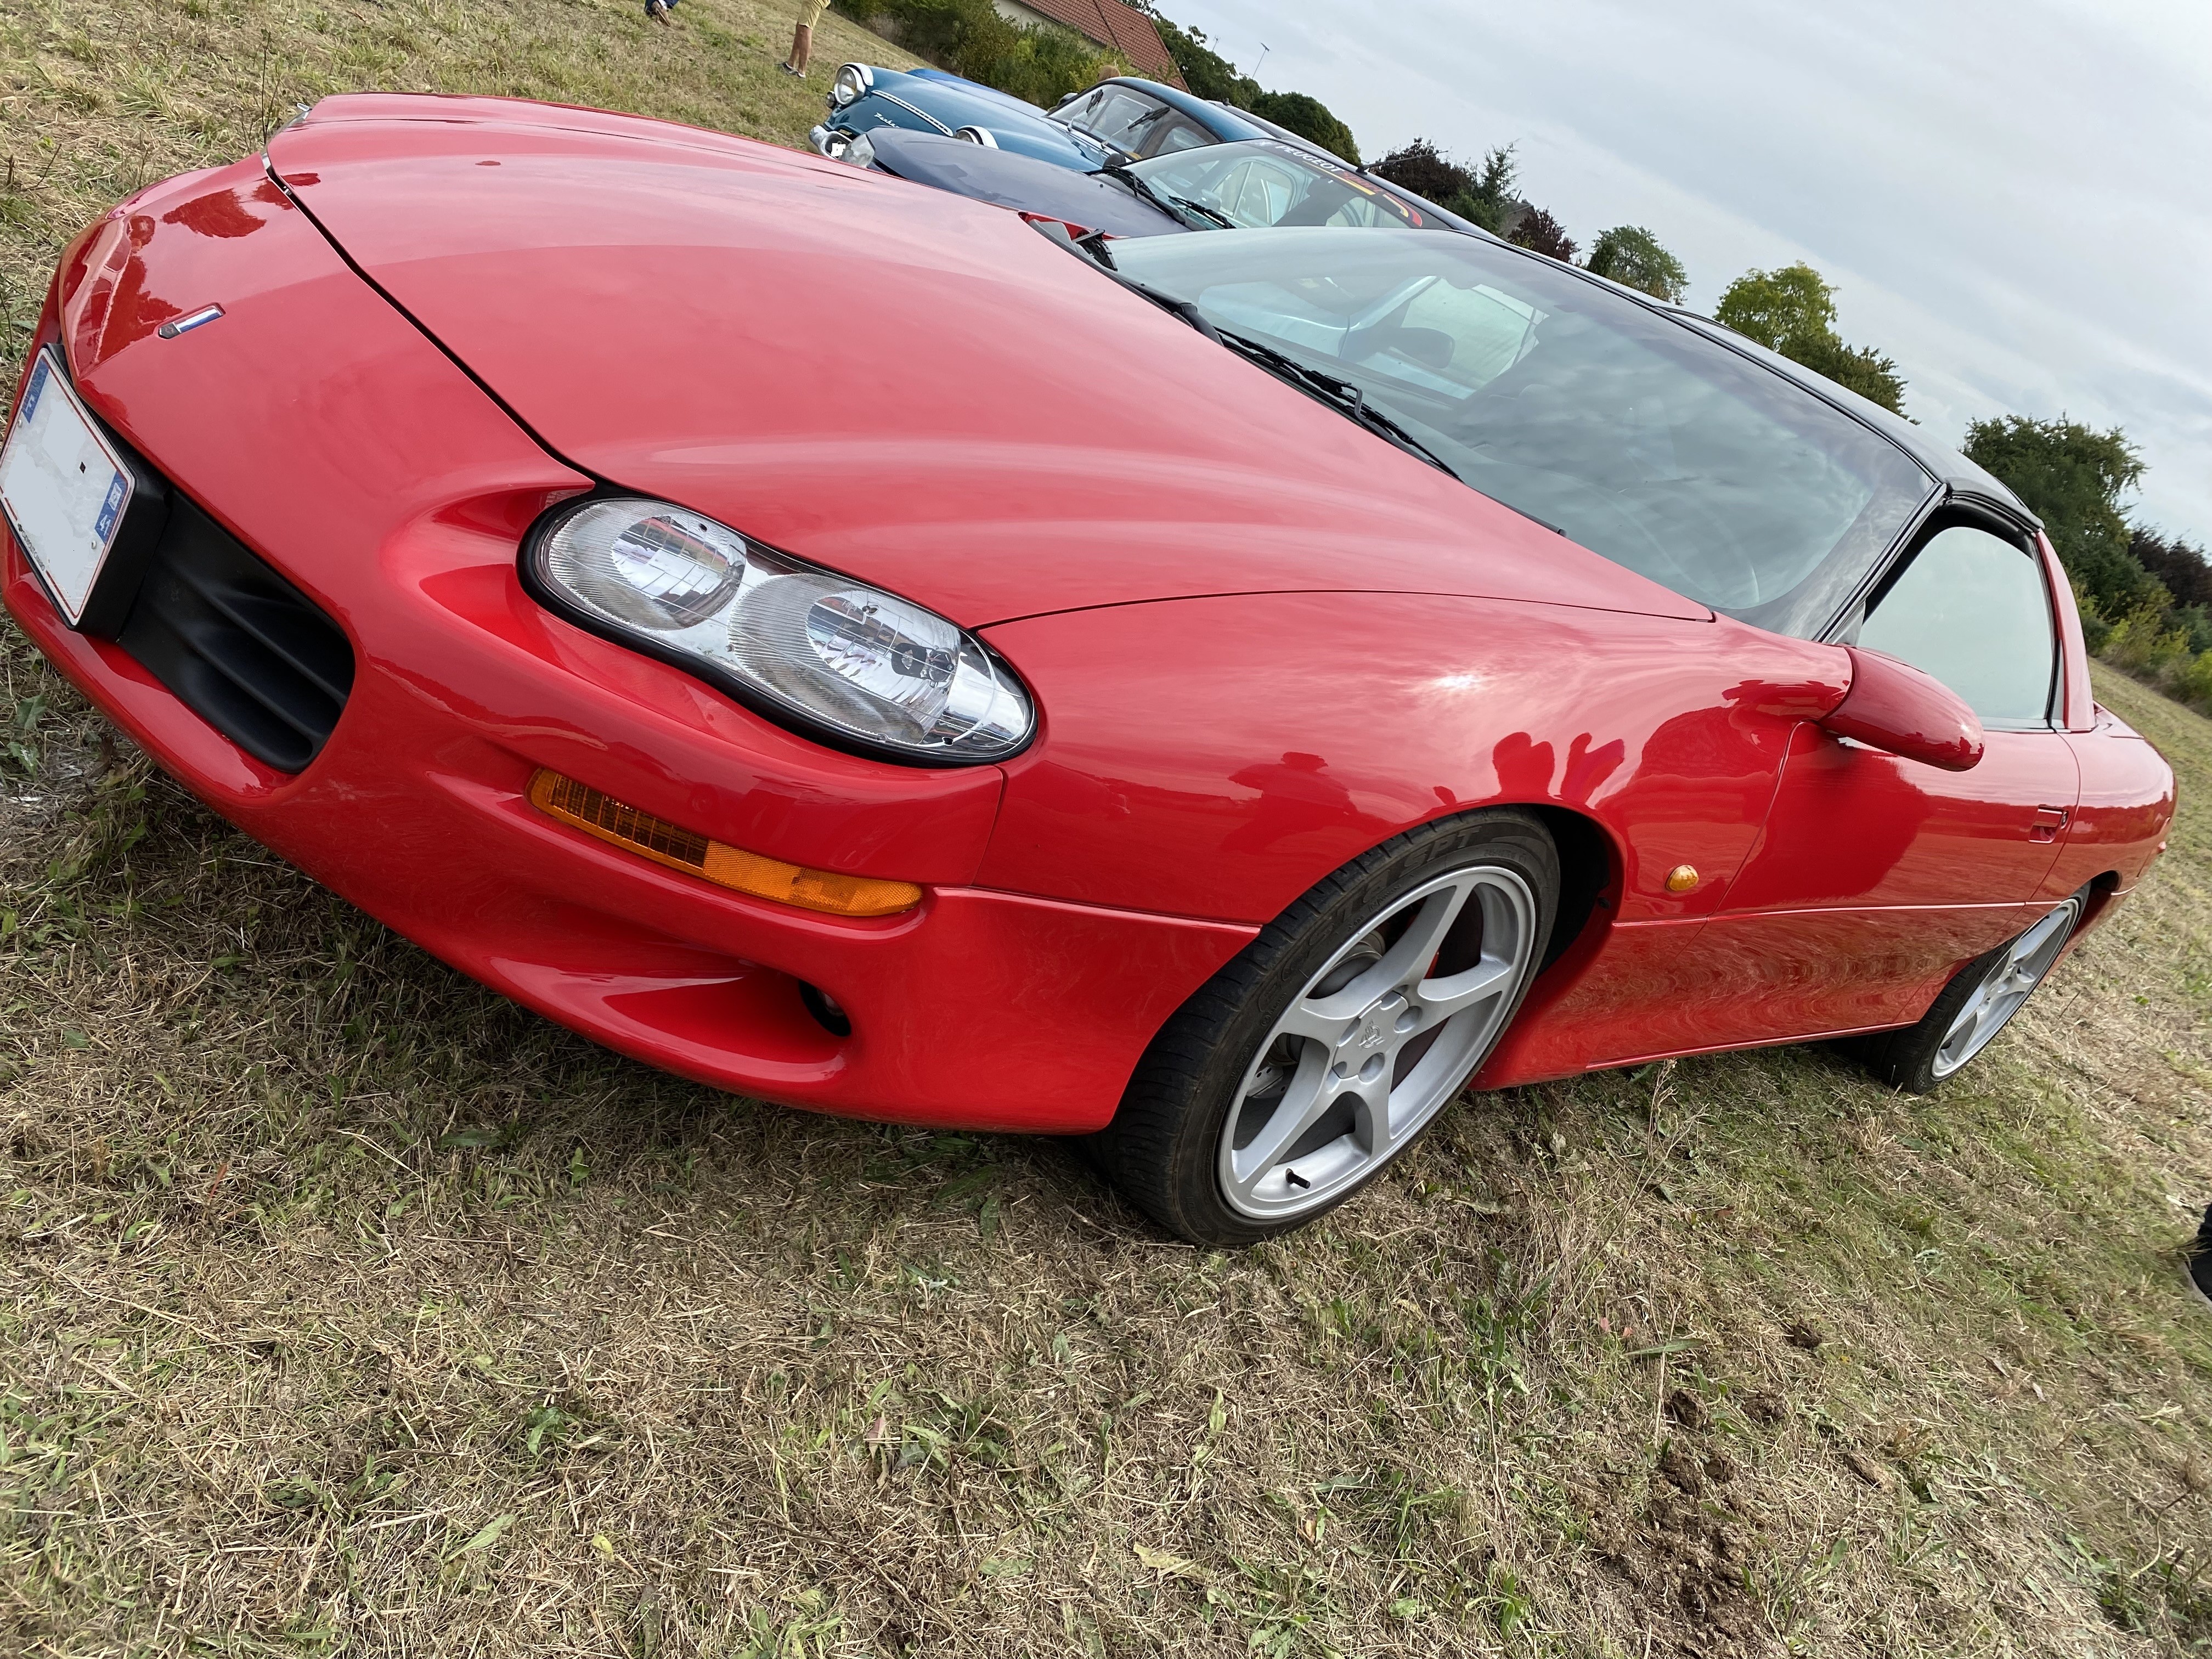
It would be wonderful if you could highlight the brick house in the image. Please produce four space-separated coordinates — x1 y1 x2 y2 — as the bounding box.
989 0 1188 89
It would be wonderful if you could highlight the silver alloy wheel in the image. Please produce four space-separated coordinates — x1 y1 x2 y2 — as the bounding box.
1216 864 1538 1221
1929 897 2080 1080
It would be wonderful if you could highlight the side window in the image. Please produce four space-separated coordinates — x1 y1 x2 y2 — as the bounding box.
1322 193 1388 228
1222 159 1307 225
1138 117 1212 159
1856 524 2056 726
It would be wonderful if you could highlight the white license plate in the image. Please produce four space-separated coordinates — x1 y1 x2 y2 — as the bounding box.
0 348 135 627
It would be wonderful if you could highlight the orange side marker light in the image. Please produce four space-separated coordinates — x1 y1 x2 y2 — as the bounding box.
527 769 922 917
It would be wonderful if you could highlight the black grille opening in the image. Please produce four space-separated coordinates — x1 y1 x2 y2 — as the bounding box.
116 495 354 773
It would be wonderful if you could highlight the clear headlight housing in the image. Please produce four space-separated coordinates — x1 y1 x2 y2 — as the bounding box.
831 63 872 108
528 498 1033 765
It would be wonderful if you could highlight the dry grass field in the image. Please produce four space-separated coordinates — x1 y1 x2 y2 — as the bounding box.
3 3 2211 1655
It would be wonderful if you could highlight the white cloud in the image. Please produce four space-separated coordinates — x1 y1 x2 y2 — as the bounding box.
1169 0 2212 547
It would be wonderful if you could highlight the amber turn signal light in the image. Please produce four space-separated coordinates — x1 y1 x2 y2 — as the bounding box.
527 770 922 917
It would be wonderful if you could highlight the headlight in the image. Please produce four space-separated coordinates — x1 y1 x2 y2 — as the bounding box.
953 126 1000 148
831 63 872 108
527 498 1034 764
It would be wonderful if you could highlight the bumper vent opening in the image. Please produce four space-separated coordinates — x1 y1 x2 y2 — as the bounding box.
116 496 354 773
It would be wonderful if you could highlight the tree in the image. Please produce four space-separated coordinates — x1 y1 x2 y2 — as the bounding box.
1246 91 1360 164
2130 526 2212 612
1714 263 1908 416
1713 263 1833 349
1960 415 2163 617
1508 205 1576 263
1784 332 1908 415
1368 138 1467 205
1584 225 1688 302
843 0 1122 106
1144 13 1258 105
1457 145 1520 234
1372 140 1523 234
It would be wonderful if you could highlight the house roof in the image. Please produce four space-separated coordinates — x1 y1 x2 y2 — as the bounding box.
1012 0 1187 88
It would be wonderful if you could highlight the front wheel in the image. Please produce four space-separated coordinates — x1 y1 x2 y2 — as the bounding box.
1092 811 1558 1246
1852 891 2084 1093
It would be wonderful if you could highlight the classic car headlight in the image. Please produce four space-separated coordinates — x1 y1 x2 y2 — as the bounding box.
528 498 1033 764
831 64 872 108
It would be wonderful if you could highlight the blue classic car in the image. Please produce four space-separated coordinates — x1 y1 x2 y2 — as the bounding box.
810 67 1338 172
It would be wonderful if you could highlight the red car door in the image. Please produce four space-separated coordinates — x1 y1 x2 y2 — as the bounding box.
1655 516 2081 1053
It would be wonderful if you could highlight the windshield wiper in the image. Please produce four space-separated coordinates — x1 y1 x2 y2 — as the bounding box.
1052 251 1461 481
1166 194 1238 229
1212 330 1462 479
1095 166 1235 230
1065 238 1228 340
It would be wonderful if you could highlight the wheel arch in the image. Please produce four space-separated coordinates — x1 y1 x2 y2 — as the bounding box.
1237 798 1619 958
2058 868 2126 957
1523 803 1620 969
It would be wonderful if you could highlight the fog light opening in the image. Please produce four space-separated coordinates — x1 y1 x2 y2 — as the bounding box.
799 981 852 1037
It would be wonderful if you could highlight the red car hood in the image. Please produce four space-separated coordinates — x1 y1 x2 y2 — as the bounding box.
269 95 1707 628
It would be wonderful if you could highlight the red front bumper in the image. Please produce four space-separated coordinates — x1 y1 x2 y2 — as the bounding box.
2 160 1253 1133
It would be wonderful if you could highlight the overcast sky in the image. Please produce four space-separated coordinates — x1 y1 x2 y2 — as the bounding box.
1170 0 2212 548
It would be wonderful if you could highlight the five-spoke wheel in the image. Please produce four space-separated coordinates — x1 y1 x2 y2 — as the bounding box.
1217 865 1536 1222
1093 810 1558 1245
1851 889 2085 1093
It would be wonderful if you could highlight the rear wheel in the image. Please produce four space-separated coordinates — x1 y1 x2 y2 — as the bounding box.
1092 811 1558 1246
1852 892 2083 1093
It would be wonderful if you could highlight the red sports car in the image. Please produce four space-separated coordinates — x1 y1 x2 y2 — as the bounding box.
1 95 2172 1244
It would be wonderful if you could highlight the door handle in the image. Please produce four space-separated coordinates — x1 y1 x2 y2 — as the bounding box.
2029 804 2070 843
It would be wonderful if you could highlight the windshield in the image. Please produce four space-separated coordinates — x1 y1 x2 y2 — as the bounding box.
1124 142 1430 232
1106 229 1934 635
1051 86 1169 151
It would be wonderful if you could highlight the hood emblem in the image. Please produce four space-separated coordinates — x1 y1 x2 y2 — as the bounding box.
156 304 225 340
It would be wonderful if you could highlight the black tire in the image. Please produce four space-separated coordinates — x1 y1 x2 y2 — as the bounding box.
1091 810 1559 1246
1850 889 2085 1093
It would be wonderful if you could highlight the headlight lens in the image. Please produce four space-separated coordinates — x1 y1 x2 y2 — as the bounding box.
529 499 1033 764
831 63 871 108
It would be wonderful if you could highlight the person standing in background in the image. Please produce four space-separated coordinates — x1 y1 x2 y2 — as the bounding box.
781 0 831 77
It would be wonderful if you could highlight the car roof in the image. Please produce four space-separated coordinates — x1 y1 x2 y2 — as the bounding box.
1195 99 1347 165
1079 78 1278 143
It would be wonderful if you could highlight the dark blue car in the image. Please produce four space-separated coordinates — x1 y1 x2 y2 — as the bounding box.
809 67 1338 172
860 132 1482 242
